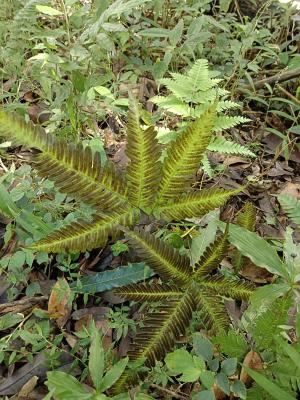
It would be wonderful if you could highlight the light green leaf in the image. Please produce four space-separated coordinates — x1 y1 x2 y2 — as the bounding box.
250 283 291 308
200 370 215 389
36 5 63 16
89 329 104 391
99 357 128 392
221 358 237 376
226 223 286 277
192 390 215 400
46 371 91 400
243 367 295 400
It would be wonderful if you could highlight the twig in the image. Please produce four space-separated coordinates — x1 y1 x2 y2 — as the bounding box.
150 384 189 400
0 296 48 314
277 84 300 106
240 67 300 91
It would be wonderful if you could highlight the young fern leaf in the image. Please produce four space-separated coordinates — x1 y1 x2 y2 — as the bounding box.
155 106 215 203
125 228 190 284
157 188 238 220
115 283 182 301
29 209 139 253
113 293 196 393
193 228 229 278
125 99 161 211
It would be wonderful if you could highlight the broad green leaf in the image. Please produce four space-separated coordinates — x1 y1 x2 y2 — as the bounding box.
193 333 213 361
89 329 104 391
36 5 63 15
192 390 215 400
190 218 218 265
250 283 291 308
165 349 194 374
71 263 153 294
221 358 237 376
99 357 128 392
243 367 295 400
200 370 215 389
46 371 91 400
232 380 247 400
226 223 286 277
216 372 230 395
0 313 24 330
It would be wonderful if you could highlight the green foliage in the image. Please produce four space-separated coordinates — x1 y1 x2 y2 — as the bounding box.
46 323 129 399
212 329 248 361
278 195 300 228
250 296 292 349
0 101 236 254
112 228 253 392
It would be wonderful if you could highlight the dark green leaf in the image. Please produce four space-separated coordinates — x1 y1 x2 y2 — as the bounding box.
71 263 153 294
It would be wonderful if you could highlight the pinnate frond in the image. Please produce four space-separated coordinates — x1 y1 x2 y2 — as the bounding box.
125 99 161 210
156 107 215 202
208 136 255 157
237 202 256 231
113 292 196 392
193 229 229 277
125 228 191 284
29 209 139 253
202 276 254 300
195 288 230 333
213 115 250 131
0 111 129 209
157 188 237 220
115 283 183 302
278 195 300 227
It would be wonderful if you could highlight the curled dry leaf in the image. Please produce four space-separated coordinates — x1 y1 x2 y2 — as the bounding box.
212 382 226 399
240 350 263 385
48 278 72 328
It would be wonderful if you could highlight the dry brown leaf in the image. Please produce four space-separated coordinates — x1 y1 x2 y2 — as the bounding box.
212 383 226 399
278 182 300 198
240 350 263 384
18 375 38 397
48 278 72 328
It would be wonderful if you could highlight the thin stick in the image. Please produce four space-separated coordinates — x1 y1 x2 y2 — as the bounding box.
240 67 300 91
150 384 189 400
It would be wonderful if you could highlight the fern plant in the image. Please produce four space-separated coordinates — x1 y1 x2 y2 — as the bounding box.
151 59 255 174
112 227 253 392
278 194 300 228
0 100 238 253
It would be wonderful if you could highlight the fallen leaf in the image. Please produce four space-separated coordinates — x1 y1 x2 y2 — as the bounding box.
18 375 38 397
240 350 263 385
48 278 72 328
278 182 300 198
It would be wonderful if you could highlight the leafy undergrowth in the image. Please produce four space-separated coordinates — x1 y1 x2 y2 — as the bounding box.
0 0 300 399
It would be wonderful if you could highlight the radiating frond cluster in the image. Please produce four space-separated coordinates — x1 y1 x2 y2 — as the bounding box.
113 228 254 392
0 98 238 254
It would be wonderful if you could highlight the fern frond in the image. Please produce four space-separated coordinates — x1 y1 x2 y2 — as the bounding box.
207 137 256 157
186 59 220 92
193 230 229 277
125 99 161 210
213 116 251 132
278 195 300 227
29 209 139 253
195 288 230 333
202 276 254 300
125 228 191 284
115 283 182 301
155 107 215 202
237 202 256 231
113 292 196 392
157 188 237 220
271 357 300 393
0 111 129 209
216 101 241 112
201 153 214 178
